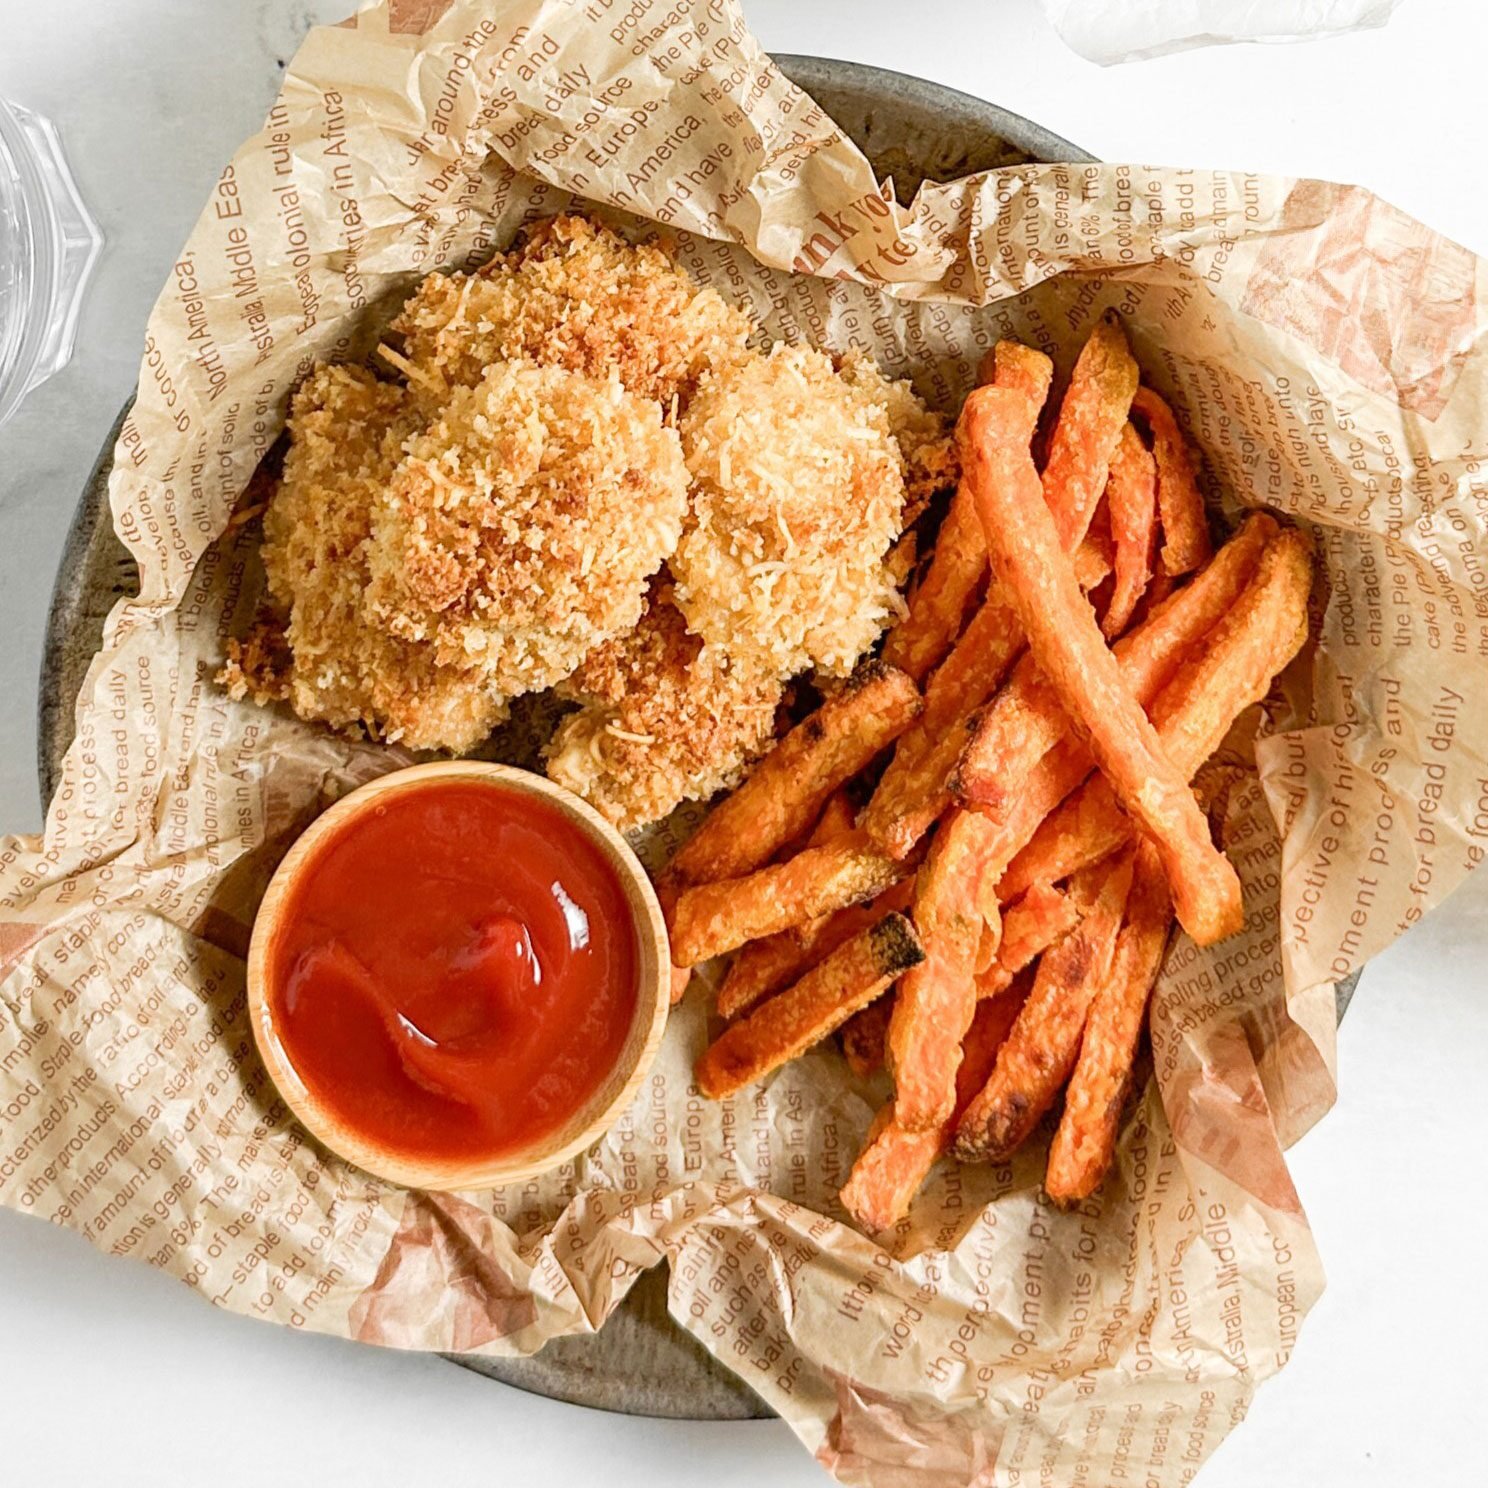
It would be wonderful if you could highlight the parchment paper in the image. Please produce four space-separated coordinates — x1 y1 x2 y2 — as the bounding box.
3 2 1486 1482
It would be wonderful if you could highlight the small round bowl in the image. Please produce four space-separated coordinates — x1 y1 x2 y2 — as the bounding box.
246 760 671 1192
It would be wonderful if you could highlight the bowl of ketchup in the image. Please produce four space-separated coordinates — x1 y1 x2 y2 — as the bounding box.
247 762 670 1191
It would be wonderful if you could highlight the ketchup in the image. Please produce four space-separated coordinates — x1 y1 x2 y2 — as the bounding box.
268 781 639 1165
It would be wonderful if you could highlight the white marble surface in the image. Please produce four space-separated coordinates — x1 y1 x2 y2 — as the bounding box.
2 2 1486 1484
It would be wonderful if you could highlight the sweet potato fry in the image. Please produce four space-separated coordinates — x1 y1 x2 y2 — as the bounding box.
961 384 1242 946
955 512 1276 815
992 339 1056 410
976 882 1080 999
1073 529 1113 591
1102 423 1158 638
695 914 925 1099
862 604 1024 858
670 836 906 967
881 487 985 683
841 981 1030 1230
1041 311 1140 548
861 527 1111 861
842 995 893 1078
716 876 915 1021
809 787 859 846
889 810 1005 1130
1046 843 1173 1204
953 850 1134 1162
655 881 695 1005
714 790 856 1018
999 526 1315 897
883 344 1052 682
1132 386 1211 577
666 660 920 887
840 1107 942 1232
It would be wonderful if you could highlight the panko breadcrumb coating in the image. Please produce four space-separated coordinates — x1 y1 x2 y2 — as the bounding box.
544 588 784 832
364 360 688 699
671 344 910 678
224 213 957 824
390 214 753 410
235 364 509 752
839 349 957 519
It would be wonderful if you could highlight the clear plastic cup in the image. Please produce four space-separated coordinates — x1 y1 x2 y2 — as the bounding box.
0 98 103 431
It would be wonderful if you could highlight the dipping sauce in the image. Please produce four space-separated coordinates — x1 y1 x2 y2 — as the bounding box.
267 780 640 1166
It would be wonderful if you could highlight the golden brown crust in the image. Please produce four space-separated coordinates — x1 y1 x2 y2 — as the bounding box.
673 343 911 678
665 658 920 886
364 360 689 697
694 912 924 1099
668 838 908 967
543 587 783 833
247 364 510 751
390 213 754 410
235 215 938 806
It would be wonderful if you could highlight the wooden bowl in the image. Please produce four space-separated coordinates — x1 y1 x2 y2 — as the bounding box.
245 760 671 1191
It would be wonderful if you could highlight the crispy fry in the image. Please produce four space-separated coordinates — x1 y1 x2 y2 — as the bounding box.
842 995 893 1078
716 876 915 1021
953 851 1134 1162
1132 387 1211 577
1000 526 1315 897
841 981 1030 1230
956 512 1276 815
809 788 858 846
976 882 1080 998
881 486 985 683
1102 423 1158 638
714 789 857 1017
715 932 808 1020
862 529 1109 861
669 836 906 966
655 881 695 1006
666 660 920 887
889 810 1005 1130
883 344 1052 682
695 914 925 1099
1073 529 1113 591
992 340 1056 411
863 599 1024 858
841 1107 941 1231
1046 843 1173 1204
961 384 1243 946
1041 311 1140 548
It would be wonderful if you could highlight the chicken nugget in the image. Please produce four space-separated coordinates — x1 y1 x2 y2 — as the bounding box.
672 344 910 679
238 364 507 751
363 360 689 703
544 587 784 831
390 213 753 410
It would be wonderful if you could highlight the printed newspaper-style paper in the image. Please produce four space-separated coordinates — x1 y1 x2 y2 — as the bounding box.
3 2 1485 1482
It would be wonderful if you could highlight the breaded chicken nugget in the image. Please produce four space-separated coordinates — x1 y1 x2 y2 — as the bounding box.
363 360 689 702
672 344 910 679
838 349 957 518
241 364 508 752
544 586 784 832
390 214 753 409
